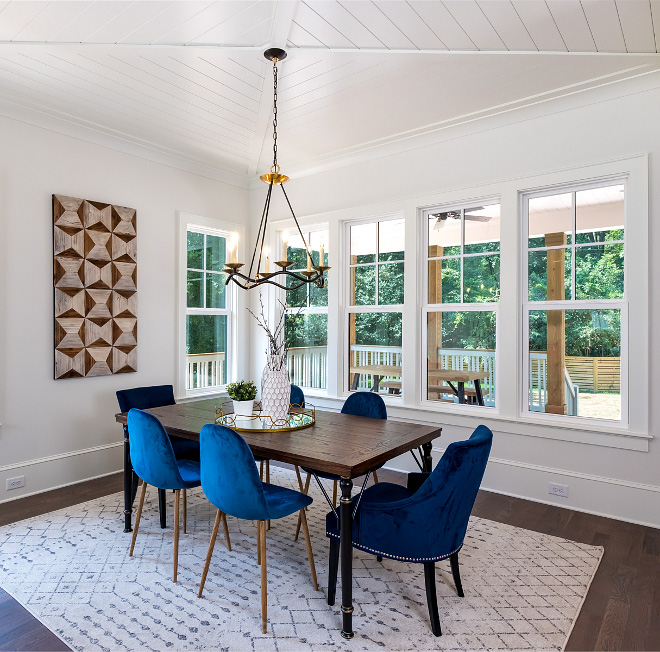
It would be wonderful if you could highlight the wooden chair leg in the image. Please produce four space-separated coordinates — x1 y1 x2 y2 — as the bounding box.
266 461 271 530
298 508 318 590
294 469 311 542
332 480 337 508
259 520 268 634
450 552 464 597
129 481 148 556
257 521 262 566
221 512 231 551
173 489 180 583
260 460 264 481
183 488 187 534
198 509 221 598
327 537 340 605
424 562 442 636
373 470 379 484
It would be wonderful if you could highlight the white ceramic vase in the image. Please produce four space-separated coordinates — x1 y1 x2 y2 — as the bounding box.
261 355 291 423
232 399 254 416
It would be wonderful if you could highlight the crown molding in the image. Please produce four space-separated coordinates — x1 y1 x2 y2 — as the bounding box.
249 65 660 190
0 89 249 189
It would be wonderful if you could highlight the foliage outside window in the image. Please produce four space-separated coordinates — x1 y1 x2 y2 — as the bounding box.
347 218 404 395
525 181 625 421
284 229 328 390
424 202 501 407
186 229 230 391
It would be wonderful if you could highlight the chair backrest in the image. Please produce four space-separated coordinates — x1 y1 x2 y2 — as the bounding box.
127 409 186 490
200 423 271 521
341 391 387 420
290 384 305 408
358 425 492 561
116 384 175 412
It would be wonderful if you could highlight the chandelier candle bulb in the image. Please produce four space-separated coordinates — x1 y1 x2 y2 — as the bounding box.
320 244 325 266
307 253 312 272
281 234 288 262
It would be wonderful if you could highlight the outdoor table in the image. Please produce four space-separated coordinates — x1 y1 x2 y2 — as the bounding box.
115 398 441 640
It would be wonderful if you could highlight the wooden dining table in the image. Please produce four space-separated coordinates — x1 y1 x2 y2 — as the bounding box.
115 398 441 640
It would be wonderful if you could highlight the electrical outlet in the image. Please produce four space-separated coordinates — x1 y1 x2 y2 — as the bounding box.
6 476 25 491
548 482 569 498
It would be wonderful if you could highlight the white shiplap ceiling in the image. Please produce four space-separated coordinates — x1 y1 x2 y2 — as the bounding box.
0 0 659 180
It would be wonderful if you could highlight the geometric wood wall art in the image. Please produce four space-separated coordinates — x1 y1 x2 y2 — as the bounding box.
53 194 137 379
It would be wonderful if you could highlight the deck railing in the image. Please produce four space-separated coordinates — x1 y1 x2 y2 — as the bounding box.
186 352 226 390
287 346 328 389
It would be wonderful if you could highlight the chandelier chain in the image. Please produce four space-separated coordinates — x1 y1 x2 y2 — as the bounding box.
272 60 278 167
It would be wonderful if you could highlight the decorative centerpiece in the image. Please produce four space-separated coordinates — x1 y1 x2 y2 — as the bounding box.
227 380 257 416
249 295 291 423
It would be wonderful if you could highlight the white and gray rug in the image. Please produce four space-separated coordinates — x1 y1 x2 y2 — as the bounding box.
0 467 602 651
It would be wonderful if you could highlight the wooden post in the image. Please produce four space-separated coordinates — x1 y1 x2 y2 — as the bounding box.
593 358 599 392
428 246 443 400
545 232 567 415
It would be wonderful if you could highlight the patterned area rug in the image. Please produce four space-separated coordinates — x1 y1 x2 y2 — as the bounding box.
0 467 602 651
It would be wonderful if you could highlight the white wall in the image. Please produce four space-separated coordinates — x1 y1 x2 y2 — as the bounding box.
250 75 660 528
0 115 248 501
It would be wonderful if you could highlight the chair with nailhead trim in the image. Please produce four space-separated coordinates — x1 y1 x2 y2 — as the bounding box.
325 424 493 637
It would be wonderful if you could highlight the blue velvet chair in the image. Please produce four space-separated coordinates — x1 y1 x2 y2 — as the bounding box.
290 384 305 407
326 425 493 636
127 409 230 583
197 423 318 634
295 392 386 540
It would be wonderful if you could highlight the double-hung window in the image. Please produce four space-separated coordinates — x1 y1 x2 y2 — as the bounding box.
524 180 626 422
346 217 405 396
185 228 232 393
422 201 500 407
284 229 329 390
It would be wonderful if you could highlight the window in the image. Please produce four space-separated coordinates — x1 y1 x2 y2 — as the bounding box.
423 202 500 407
346 217 404 395
185 228 233 392
524 180 625 421
284 229 328 390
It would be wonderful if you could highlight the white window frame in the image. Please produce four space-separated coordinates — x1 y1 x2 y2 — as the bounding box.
176 212 246 399
521 176 629 427
420 198 501 413
343 213 405 397
280 226 330 392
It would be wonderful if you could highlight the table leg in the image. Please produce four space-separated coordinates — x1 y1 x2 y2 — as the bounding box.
340 477 354 640
159 489 167 528
474 379 484 406
351 373 360 390
457 382 466 404
371 375 381 392
422 441 434 473
123 425 133 533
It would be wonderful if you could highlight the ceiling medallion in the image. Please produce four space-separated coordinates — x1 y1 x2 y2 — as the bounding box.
224 48 330 292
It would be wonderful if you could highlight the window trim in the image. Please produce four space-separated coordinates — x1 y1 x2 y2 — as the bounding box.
343 213 405 397
176 212 246 400
521 176 629 426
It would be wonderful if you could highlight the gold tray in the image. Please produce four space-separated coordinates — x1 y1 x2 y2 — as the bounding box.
215 402 315 433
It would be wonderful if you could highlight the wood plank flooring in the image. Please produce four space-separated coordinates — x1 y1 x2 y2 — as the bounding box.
0 469 658 651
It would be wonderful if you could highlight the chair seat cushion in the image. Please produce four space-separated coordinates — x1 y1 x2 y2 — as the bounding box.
176 459 201 488
263 483 312 520
171 436 200 461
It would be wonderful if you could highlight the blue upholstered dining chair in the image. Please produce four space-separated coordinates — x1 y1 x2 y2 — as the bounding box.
197 423 318 634
290 384 305 408
294 391 386 541
326 424 493 637
127 409 230 583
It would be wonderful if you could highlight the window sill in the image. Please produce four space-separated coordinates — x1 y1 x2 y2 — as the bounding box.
178 388 228 403
305 394 651 452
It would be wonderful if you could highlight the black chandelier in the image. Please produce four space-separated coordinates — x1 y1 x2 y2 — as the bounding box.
223 48 330 292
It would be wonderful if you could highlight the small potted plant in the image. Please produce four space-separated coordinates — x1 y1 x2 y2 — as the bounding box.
227 380 257 417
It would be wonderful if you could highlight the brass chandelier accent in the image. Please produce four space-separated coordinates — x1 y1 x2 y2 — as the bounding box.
224 48 330 291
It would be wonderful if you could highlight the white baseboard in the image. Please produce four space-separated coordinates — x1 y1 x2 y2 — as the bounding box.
385 446 660 530
0 443 123 504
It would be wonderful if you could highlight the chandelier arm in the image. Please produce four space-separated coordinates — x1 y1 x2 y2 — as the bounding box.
280 184 314 264
255 180 274 277
248 180 274 279
225 267 325 292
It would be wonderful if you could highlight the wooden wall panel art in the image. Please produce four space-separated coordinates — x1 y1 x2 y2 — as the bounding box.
53 194 137 379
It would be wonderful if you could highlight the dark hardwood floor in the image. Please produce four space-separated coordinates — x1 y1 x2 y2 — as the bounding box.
1 468 658 651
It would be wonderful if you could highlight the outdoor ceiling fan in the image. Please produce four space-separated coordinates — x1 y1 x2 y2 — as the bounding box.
432 207 490 230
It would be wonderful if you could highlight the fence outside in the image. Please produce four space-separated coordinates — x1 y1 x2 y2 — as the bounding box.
186 352 226 390
565 356 620 392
